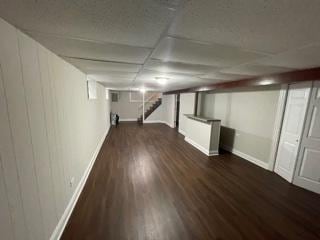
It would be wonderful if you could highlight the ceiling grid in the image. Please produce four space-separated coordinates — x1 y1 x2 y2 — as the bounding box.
1 0 320 91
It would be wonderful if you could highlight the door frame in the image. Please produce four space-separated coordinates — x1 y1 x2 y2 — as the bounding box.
175 94 180 128
273 82 312 181
268 84 289 171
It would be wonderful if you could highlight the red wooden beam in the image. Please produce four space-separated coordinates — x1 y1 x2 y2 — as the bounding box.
164 66 320 95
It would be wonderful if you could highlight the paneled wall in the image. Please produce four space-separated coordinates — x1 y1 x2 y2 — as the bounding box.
0 18 110 240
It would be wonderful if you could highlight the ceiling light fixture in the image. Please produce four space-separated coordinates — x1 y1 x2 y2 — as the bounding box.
198 87 209 91
260 78 275 86
139 87 146 93
156 77 169 85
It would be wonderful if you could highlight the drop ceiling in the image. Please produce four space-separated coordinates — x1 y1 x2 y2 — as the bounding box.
1 0 320 91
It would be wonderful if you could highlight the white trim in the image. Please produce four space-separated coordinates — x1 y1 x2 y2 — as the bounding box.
50 127 110 240
268 84 288 171
119 118 136 122
143 120 162 124
221 145 269 170
163 121 175 128
158 120 174 128
185 137 219 156
142 92 145 124
178 128 186 136
143 120 174 128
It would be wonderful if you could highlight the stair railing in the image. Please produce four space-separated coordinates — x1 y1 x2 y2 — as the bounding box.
138 92 162 122
138 92 162 109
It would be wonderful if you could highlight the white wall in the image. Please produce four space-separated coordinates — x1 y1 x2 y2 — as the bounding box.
111 91 167 122
162 95 175 128
145 94 175 128
146 103 164 121
0 18 110 240
114 93 177 127
110 91 142 120
201 86 281 166
178 93 196 134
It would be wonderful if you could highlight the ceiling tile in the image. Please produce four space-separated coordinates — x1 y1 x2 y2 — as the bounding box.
220 64 293 76
136 69 200 83
0 0 179 48
169 0 320 54
88 72 136 83
63 57 142 74
100 82 134 90
161 80 216 92
3 0 319 92
29 32 151 64
256 44 320 69
151 37 268 68
199 72 250 81
144 59 217 75
135 69 209 91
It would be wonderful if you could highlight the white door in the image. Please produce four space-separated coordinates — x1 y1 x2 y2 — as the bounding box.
293 81 320 194
275 82 311 182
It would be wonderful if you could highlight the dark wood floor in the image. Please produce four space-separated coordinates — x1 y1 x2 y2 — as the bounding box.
62 123 320 240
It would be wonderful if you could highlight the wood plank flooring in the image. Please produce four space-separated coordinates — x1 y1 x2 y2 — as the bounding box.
61 123 320 240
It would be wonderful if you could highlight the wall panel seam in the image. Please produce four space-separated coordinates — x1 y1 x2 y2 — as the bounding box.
16 28 45 239
0 154 15 239
0 66 15 239
0 58 28 239
49 54 69 205
36 45 59 223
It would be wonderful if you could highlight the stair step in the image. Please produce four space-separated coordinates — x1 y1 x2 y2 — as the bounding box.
139 98 162 122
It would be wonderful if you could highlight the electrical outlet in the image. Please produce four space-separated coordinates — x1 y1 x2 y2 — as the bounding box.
69 177 75 187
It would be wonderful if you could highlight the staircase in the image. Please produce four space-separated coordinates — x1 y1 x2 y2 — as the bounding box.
137 97 162 124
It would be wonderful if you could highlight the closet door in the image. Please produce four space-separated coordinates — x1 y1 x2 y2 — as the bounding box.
294 81 320 194
274 82 311 182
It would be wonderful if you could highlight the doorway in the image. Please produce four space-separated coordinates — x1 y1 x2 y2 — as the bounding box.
175 94 180 128
275 82 311 182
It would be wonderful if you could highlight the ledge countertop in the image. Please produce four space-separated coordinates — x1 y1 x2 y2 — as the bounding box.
184 114 221 124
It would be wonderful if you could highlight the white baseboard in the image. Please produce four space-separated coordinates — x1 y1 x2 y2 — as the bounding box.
119 118 136 122
178 128 186 136
143 120 174 128
143 120 162 124
50 126 110 240
221 145 269 170
162 121 175 128
185 137 219 156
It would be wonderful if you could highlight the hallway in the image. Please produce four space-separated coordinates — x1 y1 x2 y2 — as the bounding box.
62 123 320 240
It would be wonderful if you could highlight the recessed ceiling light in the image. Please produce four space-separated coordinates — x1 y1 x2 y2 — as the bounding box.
139 87 146 93
198 87 209 91
156 77 169 85
260 79 275 85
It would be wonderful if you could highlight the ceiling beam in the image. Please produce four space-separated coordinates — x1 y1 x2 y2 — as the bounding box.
164 66 320 94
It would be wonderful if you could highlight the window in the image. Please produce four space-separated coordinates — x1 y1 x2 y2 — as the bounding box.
111 92 119 102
